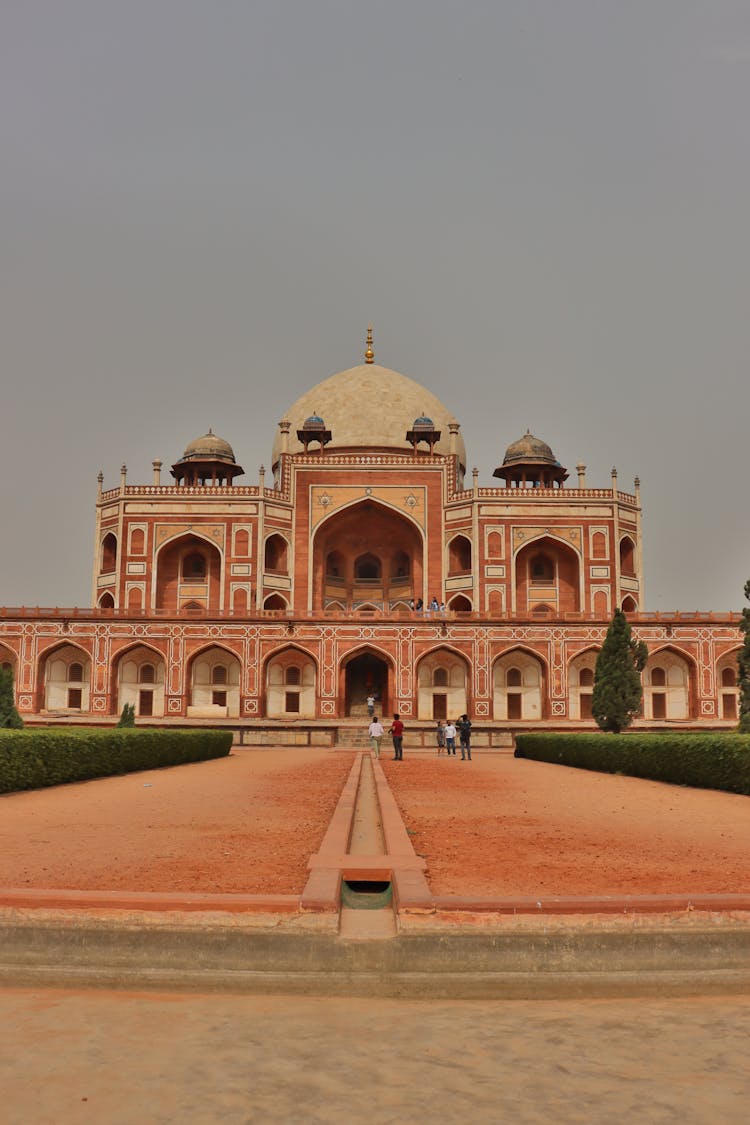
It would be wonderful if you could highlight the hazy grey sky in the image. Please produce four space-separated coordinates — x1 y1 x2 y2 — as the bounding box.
2 1 748 611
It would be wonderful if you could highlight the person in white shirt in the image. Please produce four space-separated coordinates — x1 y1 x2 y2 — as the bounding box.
368 715 385 758
444 720 457 755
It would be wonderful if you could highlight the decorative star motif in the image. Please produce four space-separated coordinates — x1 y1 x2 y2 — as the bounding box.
404 492 418 508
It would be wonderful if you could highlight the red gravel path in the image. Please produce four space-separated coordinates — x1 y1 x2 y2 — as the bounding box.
383 755 750 897
0 749 355 895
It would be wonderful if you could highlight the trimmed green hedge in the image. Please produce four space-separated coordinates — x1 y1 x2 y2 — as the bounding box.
514 732 750 796
0 728 233 794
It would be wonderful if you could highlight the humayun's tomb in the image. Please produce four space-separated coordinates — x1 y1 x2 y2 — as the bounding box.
0 331 742 739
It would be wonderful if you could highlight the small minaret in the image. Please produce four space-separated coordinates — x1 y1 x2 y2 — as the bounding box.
576 463 586 488
152 459 162 486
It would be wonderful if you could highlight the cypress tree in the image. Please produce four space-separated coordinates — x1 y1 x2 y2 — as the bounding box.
116 702 136 727
0 666 24 729
738 579 750 733
592 608 648 733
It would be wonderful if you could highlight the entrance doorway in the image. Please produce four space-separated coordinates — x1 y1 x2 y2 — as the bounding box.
343 653 389 717
432 693 447 720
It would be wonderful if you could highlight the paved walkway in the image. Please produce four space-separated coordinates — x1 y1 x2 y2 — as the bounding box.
2 989 749 1124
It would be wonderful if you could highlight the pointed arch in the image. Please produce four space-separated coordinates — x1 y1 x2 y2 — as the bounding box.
717 647 741 721
492 646 547 721
339 643 396 718
643 645 696 721
568 646 601 721
39 641 92 713
263 593 288 611
100 532 117 574
264 643 318 718
619 535 636 578
514 533 581 616
447 535 472 576
153 531 223 613
416 645 470 719
112 642 166 718
186 643 241 718
312 497 425 613
264 533 289 574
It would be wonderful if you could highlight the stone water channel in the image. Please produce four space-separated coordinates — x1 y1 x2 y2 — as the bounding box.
339 753 397 938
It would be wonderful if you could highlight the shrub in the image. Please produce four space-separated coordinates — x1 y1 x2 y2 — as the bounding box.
515 732 750 796
0 666 23 729
116 703 136 727
0 728 232 794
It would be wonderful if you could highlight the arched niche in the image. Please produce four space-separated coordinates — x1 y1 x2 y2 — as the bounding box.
264 534 289 574
187 646 241 718
101 532 117 574
98 592 115 610
340 646 393 717
493 649 545 721
619 535 636 578
621 596 638 613
265 647 317 718
515 535 580 616
416 648 469 720
716 649 740 722
448 594 472 613
114 644 166 717
263 593 288 611
643 647 695 721
447 535 472 577
154 533 223 613
568 649 600 721
41 643 92 713
312 499 424 612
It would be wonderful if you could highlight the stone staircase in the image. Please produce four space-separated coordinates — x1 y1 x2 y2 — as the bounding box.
337 725 372 748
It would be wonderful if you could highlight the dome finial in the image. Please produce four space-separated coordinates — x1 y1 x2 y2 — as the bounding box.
364 325 374 364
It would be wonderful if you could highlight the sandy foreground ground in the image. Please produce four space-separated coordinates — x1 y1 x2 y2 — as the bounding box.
0 749 355 894
382 754 750 897
0 747 747 898
2 989 750 1124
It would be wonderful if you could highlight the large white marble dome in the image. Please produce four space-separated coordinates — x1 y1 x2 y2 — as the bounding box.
272 362 467 471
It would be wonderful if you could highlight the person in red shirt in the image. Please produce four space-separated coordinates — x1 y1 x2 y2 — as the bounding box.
389 713 404 760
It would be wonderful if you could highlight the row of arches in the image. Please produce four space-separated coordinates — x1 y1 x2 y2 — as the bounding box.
2 642 740 723
97 519 639 618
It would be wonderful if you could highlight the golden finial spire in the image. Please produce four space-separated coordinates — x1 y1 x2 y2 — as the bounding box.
364 325 374 364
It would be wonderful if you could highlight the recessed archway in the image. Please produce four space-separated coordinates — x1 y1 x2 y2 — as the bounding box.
416 648 469 719
113 644 166 717
312 499 423 612
187 645 241 718
40 643 92 713
154 533 223 613
265 646 317 718
515 535 580 615
341 648 392 718
493 649 546 721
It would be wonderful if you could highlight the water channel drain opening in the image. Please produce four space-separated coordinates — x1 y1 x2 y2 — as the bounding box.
341 880 393 910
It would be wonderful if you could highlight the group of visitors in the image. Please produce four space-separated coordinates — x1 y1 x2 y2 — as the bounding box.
406 597 446 614
366 713 472 761
436 716 472 760
366 713 402 760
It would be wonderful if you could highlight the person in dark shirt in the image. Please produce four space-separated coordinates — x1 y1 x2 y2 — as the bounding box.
389 713 404 760
456 714 472 760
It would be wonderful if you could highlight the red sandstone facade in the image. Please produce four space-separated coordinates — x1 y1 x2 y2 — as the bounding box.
0 344 742 727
